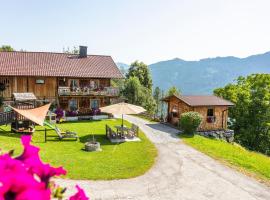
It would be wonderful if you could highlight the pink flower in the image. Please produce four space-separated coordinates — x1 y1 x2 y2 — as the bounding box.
69 185 89 200
15 188 50 200
0 135 89 200
16 136 66 186
0 154 50 200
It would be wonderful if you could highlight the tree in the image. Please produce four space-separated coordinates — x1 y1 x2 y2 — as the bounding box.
122 77 142 105
167 86 181 96
214 74 270 155
0 45 14 52
153 87 161 117
160 90 166 120
126 61 153 90
122 77 156 115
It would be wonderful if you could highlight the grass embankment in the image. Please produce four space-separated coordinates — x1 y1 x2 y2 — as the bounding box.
180 134 270 185
0 119 157 180
131 114 159 123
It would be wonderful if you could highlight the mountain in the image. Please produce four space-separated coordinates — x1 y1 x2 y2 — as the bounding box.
149 52 270 94
116 62 129 75
116 62 130 70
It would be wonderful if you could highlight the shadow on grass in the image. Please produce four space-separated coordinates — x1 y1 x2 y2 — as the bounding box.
179 133 195 138
79 134 119 146
0 132 22 139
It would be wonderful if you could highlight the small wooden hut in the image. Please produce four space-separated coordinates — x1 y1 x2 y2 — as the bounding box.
162 95 234 131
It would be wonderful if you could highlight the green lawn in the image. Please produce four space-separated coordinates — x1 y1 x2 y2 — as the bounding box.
0 119 157 180
180 134 270 185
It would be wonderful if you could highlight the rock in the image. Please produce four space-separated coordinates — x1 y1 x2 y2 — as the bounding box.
196 129 234 143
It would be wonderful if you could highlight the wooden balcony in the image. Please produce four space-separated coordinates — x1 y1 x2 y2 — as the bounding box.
58 86 119 97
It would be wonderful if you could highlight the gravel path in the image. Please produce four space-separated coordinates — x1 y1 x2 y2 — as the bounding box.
56 115 270 200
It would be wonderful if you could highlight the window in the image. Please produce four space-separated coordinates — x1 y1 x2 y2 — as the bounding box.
207 108 215 123
69 79 79 92
69 99 78 111
90 79 99 89
69 79 79 88
36 79 45 84
171 105 178 117
207 108 214 117
58 78 68 86
90 99 100 109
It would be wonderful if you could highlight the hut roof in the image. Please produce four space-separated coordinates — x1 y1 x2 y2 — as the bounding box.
162 94 234 107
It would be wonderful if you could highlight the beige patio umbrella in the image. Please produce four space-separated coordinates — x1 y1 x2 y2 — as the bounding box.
100 102 146 127
10 103 51 126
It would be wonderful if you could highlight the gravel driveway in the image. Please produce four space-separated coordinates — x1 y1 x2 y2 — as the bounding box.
56 115 270 200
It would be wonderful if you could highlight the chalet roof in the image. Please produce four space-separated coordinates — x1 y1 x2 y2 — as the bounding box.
13 93 37 102
0 51 123 78
162 94 234 107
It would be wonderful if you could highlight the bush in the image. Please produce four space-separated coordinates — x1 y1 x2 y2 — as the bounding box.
179 112 202 134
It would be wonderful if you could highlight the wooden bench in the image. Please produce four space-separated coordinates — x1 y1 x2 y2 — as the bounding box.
105 124 117 139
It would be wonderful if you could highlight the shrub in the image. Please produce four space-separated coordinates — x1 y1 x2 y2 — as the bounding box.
179 112 202 134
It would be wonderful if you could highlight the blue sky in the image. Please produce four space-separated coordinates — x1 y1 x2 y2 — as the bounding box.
1 0 270 64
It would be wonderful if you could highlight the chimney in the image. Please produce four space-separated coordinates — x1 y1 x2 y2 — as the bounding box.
79 46 87 58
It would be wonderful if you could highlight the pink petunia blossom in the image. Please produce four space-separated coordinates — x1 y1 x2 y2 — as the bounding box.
16 136 66 186
0 154 50 200
69 185 89 200
1 135 89 200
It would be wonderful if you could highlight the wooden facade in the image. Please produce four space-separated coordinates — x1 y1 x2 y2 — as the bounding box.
163 95 232 131
1 76 119 114
1 77 57 101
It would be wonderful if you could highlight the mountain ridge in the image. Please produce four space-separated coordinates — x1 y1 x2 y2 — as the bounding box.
117 51 270 94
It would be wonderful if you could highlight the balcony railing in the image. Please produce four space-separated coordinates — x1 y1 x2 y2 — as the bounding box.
58 86 119 97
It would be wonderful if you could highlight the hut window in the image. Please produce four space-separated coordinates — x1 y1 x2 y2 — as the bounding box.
207 108 215 123
36 79 45 84
171 105 178 117
207 108 214 117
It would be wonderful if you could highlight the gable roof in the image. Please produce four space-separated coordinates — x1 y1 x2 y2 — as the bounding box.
162 94 234 107
0 51 123 78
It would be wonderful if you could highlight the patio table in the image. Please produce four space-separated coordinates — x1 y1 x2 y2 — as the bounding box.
114 125 130 138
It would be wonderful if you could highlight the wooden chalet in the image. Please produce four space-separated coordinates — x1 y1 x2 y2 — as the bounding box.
162 95 234 131
0 46 123 115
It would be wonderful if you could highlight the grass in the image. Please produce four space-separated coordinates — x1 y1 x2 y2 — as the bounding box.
0 119 157 180
180 133 270 185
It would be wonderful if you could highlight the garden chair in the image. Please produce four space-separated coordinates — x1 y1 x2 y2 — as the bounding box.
105 125 117 139
54 126 78 141
110 128 117 139
127 124 139 138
